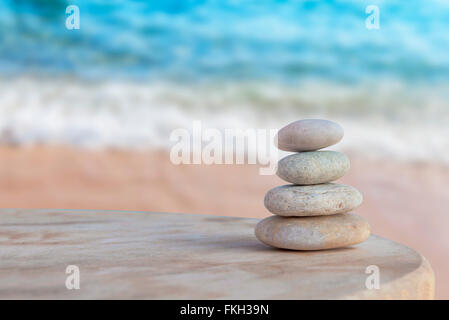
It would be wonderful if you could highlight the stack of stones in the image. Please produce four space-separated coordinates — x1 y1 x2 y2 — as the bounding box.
255 119 370 250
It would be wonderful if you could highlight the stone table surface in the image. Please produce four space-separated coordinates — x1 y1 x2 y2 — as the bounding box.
0 209 434 299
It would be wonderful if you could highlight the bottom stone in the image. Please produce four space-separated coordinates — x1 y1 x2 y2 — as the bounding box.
255 213 370 250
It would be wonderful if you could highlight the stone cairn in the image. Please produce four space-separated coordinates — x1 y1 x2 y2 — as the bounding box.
255 119 370 250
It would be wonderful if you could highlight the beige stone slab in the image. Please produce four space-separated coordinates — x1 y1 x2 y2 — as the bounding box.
0 209 434 299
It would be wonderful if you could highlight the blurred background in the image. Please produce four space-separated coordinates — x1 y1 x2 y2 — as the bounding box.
0 0 448 298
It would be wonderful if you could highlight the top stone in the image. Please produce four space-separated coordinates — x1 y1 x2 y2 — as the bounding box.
275 119 344 152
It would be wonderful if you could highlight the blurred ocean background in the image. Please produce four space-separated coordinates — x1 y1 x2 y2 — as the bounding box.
0 0 449 162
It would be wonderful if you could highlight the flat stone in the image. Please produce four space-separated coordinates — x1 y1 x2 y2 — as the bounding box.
255 213 370 250
0 209 434 299
277 151 349 185
264 183 363 216
276 119 344 152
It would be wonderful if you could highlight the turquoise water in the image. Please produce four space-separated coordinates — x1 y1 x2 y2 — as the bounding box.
0 0 448 161
1 0 449 83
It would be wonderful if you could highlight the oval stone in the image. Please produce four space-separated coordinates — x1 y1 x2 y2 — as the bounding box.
275 119 344 152
255 213 370 251
264 183 363 216
276 151 349 185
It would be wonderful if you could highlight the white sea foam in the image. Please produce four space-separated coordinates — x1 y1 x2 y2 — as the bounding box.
0 76 448 164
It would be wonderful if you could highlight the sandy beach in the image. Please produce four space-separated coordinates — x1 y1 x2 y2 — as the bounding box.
1 145 448 298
